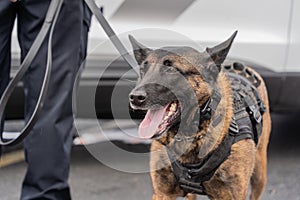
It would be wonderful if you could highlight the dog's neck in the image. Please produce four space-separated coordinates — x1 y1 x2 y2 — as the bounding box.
164 72 234 164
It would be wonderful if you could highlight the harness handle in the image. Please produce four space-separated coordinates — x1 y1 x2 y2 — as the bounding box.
0 0 63 146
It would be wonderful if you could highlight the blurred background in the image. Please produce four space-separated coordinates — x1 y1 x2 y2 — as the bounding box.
1 0 300 199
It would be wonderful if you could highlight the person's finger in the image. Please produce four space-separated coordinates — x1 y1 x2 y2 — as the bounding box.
11 0 18 2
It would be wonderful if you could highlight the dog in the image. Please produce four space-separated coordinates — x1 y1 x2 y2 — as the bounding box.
128 31 271 200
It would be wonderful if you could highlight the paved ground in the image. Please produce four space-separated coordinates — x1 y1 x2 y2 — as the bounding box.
1 113 300 200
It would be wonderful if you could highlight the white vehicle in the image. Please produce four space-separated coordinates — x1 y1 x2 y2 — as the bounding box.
9 0 300 119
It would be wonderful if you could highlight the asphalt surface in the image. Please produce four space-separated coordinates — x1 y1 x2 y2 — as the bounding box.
1 113 300 200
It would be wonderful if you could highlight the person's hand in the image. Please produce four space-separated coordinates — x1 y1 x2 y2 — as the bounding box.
10 0 19 2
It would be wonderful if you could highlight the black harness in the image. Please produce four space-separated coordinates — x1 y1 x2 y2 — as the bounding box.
166 63 266 196
166 118 239 195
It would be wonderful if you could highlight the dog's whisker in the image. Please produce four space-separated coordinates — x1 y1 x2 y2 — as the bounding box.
120 78 136 83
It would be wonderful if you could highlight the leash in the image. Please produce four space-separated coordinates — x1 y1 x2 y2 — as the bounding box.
0 0 139 146
84 0 139 74
0 0 63 146
0 0 138 146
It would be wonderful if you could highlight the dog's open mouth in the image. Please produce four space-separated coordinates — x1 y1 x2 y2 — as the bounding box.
138 101 181 139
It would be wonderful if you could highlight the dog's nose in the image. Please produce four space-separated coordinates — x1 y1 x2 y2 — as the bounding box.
129 90 147 106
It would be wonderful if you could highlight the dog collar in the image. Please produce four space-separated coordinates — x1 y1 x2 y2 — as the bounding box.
172 89 222 143
200 89 222 121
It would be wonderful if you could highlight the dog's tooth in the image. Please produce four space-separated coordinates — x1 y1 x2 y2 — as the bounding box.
164 116 168 120
168 111 174 116
170 105 176 111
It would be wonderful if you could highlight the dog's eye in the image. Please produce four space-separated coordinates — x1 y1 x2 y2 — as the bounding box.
143 61 149 68
140 61 148 77
162 60 178 73
163 60 173 66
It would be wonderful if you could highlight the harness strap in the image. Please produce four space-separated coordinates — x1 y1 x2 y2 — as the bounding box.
167 118 242 195
227 72 265 145
200 90 221 121
166 147 206 195
233 115 253 144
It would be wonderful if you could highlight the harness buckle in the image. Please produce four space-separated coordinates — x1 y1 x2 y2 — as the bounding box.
248 105 262 123
178 178 206 195
200 98 212 119
229 118 239 135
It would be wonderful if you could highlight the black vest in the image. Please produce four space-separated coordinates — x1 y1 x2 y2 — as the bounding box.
166 62 266 195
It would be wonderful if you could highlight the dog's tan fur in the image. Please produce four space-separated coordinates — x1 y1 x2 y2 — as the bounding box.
150 67 271 200
129 33 271 200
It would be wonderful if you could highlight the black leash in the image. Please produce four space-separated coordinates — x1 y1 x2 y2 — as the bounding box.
0 0 63 146
0 0 138 146
84 0 139 74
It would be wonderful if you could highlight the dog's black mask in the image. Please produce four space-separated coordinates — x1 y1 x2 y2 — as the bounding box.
128 32 237 139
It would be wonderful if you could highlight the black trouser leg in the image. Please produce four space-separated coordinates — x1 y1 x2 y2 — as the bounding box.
0 1 17 155
18 0 85 199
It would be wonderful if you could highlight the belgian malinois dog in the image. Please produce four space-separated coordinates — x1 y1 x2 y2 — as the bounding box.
128 31 271 200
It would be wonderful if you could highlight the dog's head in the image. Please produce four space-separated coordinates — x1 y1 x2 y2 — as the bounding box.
129 31 237 139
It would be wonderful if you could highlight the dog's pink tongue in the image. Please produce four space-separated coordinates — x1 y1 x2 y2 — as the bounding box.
139 106 168 139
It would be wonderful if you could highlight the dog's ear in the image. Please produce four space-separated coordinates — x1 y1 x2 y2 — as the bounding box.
129 35 152 65
206 31 237 71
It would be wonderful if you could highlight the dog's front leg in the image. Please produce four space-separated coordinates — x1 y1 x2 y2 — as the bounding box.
150 141 184 200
